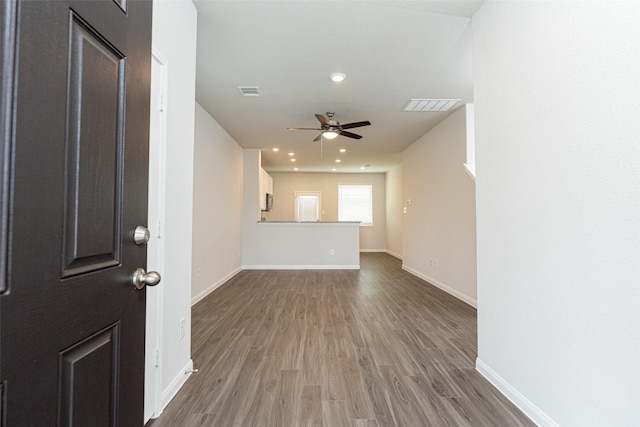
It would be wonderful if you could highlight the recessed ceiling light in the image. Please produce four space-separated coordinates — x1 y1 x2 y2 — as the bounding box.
360 166 365 170
294 167 299 171
288 152 295 156
272 148 279 152
332 168 337 172
335 159 341 163
329 72 346 83
339 148 346 153
290 158 296 162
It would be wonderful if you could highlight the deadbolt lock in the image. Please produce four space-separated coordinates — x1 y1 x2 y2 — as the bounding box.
134 226 151 245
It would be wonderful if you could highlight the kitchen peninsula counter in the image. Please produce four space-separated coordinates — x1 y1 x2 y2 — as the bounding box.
257 221 360 224
243 221 360 269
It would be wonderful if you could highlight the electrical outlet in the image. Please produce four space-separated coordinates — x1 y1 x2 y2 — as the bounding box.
329 249 335 255
179 317 186 339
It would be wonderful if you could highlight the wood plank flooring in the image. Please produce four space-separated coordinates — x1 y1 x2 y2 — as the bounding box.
147 253 534 427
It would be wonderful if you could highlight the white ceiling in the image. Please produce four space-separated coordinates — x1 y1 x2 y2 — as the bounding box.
193 0 482 173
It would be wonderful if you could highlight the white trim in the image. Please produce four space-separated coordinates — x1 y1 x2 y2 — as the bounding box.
243 264 360 270
463 163 476 181
385 250 403 260
191 267 242 306
360 249 386 253
159 359 195 416
476 358 558 427
144 48 169 424
464 103 475 181
401 264 477 308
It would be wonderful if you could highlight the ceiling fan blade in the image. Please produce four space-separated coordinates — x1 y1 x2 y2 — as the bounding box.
340 130 363 139
315 114 330 126
287 127 322 131
313 133 322 142
340 120 371 130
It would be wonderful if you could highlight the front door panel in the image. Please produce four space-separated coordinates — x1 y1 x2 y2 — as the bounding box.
59 323 120 427
63 12 125 277
0 1 152 425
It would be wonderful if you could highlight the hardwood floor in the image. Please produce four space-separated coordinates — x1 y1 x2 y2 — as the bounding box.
148 253 534 427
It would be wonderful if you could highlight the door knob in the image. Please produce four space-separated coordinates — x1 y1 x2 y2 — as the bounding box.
133 226 151 245
132 268 161 290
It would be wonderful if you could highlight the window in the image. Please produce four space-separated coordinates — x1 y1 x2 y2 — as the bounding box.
338 184 373 225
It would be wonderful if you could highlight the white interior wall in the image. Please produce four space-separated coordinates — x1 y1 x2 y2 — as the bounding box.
241 149 261 265
266 172 387 251
151 0 197 409
191 103 243 304
473 2 640 426
385 165 403 259
402 106 477 306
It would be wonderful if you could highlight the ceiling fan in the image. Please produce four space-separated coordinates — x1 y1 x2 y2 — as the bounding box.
287 112 371 141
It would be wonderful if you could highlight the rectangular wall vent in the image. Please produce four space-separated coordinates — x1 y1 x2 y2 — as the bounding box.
238 86 260 97
403 99 460 112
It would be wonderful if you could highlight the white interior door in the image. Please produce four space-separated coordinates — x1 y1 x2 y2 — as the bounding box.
144 50 168 423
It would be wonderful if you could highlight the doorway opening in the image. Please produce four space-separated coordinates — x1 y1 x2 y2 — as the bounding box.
294 191 321 222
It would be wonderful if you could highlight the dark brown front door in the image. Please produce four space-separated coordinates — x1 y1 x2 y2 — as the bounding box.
1 0 152 425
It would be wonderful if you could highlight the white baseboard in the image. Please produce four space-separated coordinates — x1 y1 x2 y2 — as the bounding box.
161 359 194 412
191 267 242 306
476 358 558 427
401 264 477 308
242 264 360 270
385 250 402 260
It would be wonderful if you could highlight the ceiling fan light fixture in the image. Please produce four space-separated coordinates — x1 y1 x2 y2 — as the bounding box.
323 131 339 139
329 72 346 83
288 113 370 142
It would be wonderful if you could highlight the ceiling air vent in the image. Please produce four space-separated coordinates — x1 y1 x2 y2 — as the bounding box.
238 86 260 97
403 99 460 112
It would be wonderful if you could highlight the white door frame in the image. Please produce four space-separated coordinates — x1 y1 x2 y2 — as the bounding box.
144 49 168 423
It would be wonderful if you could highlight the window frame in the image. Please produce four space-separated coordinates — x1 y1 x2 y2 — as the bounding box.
337 184 373 226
